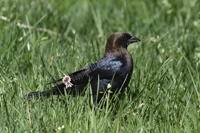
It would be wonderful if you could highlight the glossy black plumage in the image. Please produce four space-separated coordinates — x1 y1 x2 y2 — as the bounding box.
26 32 140 102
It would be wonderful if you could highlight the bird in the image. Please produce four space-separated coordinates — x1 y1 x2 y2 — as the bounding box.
26 32 140 103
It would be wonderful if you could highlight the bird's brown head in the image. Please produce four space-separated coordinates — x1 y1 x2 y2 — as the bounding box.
104 32 140 57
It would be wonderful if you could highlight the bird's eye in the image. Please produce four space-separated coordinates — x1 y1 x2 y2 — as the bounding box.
121 35 127 40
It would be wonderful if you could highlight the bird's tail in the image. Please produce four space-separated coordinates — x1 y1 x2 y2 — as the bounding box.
25 83 66 99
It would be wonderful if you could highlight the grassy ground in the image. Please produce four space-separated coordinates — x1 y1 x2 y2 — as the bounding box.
0 0 200 132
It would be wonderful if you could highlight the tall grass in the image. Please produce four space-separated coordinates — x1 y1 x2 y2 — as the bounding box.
0 0 200 132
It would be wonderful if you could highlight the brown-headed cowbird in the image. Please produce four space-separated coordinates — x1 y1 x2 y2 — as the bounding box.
26 32 140 103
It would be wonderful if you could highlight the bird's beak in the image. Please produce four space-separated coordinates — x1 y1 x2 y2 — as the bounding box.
128 36 140 43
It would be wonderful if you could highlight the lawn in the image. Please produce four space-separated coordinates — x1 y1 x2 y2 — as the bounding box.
0 0 200 132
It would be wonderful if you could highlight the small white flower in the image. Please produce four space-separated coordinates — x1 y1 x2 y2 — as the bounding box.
58 125 64 130
107 83 111 89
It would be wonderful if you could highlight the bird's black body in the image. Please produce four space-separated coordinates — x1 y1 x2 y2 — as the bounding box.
26 32 140 103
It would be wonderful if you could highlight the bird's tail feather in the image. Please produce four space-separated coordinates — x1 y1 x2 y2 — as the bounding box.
25 83 65 99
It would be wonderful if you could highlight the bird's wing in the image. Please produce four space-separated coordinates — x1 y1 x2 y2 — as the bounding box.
69 57 123 84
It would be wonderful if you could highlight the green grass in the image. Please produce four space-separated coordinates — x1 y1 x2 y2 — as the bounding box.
0 0 200 132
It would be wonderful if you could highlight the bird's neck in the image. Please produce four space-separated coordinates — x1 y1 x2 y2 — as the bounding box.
104 47 128 58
